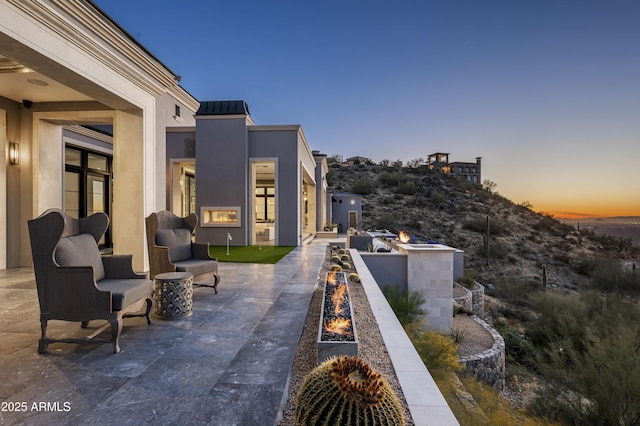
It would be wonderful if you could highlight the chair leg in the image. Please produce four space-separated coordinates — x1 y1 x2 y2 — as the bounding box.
144 298 153 324
110 318 123 354
81 321 89 328
38 320 49 354
213 274 220 294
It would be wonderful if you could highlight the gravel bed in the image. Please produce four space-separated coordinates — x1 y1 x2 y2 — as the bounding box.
278 249 414 425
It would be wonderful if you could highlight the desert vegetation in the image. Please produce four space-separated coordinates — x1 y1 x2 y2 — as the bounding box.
330 160 640 425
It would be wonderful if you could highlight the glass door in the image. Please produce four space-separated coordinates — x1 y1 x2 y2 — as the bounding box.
64 146 112 248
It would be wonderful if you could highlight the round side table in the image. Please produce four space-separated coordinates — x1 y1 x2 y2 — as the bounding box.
153 272 193 319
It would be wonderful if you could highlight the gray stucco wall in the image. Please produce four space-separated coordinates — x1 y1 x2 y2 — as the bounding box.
332 194 362 232
195 117 249 246
249 129 300 246
360 253 408 293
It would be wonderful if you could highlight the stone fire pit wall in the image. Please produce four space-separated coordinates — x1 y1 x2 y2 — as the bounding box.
317 272 358 364
397 243 456 333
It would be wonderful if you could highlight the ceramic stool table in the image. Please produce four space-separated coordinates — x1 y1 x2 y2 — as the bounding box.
153 272 193 319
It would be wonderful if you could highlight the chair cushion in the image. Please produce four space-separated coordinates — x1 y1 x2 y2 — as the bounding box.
96 278 153 311
175 259 218 277
155 228 192 262
55 233 105 281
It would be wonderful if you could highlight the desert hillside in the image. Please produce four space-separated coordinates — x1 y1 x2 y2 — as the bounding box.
327 163 639 290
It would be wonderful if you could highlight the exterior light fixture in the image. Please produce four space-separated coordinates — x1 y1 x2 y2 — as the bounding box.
9 142 19 165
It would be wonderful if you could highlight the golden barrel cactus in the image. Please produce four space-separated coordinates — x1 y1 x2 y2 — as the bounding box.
296 356 405 426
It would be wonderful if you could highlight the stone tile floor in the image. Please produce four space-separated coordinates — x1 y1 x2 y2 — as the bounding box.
0 243 327 426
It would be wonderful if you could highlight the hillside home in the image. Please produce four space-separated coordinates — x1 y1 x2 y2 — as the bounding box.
427 152 482 183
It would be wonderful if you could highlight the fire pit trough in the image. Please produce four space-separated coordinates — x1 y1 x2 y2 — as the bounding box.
317 271 358 363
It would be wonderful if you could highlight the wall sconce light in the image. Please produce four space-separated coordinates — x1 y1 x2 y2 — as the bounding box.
9 142 19 165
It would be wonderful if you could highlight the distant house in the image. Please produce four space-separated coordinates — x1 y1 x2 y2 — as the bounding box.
344 156 371 166
331 192 363 233
427 153 482 184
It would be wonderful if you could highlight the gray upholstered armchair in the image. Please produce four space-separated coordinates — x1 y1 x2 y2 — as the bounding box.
28 209 153 354
145 211 220 293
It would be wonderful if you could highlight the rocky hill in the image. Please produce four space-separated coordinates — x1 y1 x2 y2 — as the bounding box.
327 163 639 291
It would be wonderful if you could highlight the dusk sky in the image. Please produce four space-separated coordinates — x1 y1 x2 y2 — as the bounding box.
94 0 640 218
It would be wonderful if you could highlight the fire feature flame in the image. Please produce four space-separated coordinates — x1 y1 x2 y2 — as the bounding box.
398 230 410 243
332 284 347 316
324 318 353 336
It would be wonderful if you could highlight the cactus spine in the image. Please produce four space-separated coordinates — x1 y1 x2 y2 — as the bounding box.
296 356 405 426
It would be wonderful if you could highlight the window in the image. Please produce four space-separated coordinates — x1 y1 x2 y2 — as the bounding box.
64 146 112 248
255 187 275 222
175 104 181 117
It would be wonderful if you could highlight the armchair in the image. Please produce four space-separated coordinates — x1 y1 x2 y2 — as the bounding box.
145 211 220 293
27 209 153 354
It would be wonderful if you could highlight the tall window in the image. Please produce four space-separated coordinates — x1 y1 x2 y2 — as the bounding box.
255 187 275 222
64 146 112 248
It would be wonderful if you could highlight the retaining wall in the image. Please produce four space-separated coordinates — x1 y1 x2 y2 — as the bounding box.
459 316 506 390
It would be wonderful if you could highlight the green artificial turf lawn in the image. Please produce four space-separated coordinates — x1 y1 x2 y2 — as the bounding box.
209 245 296 264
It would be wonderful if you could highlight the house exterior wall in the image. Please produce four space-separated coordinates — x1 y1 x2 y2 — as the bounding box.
0 1 198 271
249 127 300 246
332 194 362 233
195 115 251 246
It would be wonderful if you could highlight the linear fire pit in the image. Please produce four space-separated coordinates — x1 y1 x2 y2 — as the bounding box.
317 271 358 363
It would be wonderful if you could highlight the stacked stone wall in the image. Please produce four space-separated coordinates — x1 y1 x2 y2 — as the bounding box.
453 284 472 312
471 282 485 316
459 316 506 390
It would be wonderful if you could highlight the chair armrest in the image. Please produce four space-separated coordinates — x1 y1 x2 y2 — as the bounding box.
149 245 176 277
103 255 147 279
192 242 214 260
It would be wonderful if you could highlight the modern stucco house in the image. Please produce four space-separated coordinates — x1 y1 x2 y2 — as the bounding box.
331 192 363 233
166 100 329 247
1 1 329 272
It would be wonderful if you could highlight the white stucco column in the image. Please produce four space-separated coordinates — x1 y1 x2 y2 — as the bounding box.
397 243 456 333
112 110 146 272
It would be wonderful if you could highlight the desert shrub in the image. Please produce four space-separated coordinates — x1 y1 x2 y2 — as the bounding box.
463 215 510 236
590 260 640 294
397 179 418 195
331 264 342 272
376 171 404 188
341 262 351 270
532 213 574 237
526 292 590 353
476 238 508 260
458 269 477 288
539 314 640 425
494 322 539 372
372 214 398 232
429 190 447 204
491 276 539 308
350 177 376 195
411 193 428 207
451 376 555 426
381 197 395 205
383 286 425 327
404 323 460 378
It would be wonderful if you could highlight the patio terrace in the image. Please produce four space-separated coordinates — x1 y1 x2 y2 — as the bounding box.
0 240 457 425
